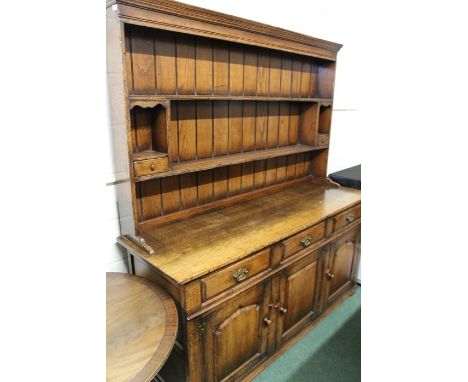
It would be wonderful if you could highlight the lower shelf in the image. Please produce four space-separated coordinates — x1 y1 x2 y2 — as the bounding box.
134 144 327 182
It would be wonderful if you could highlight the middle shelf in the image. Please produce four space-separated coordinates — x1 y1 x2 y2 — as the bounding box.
131 99 332 181
134 144 326 181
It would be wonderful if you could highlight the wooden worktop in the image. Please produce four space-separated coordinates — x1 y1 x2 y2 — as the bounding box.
132 182 360 284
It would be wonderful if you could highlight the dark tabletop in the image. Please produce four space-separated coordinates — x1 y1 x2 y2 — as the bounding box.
329 165 361 190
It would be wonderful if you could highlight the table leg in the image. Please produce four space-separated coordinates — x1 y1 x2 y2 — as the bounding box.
127 251 135 274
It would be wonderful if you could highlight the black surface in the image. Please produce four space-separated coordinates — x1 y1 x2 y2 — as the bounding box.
329 165 361 190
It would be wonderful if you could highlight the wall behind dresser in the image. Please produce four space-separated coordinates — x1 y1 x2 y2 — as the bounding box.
106 84 129 273
105 0 363 272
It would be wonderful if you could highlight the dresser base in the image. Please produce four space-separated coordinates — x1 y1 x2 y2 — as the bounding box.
155 285 358 382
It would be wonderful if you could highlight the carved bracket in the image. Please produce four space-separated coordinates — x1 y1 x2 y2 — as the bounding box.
310 177 341 188
123 234 155 256
129 98 169 110
324 177 342 188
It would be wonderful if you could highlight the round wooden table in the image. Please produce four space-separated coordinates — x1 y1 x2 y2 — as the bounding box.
106 272 178 382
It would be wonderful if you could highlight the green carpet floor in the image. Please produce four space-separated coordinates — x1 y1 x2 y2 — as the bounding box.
254 287 361 382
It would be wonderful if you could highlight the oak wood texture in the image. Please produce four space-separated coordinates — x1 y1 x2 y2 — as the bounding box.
319 105 332 134
133 151 169 161
121 18 338 226
332 204 361 234
185 223 359 321
134 146 321 182
107 2 360 381
240 285 358 382
137 182 360 284
282 221 326 259
133 157 170 177
134 153 325 225
202 281 271 382
322 227 360 309
106 272 178 382
126 218 361 382
167 99 312 162
317 133 330 147
276 247 323 347
194 227 360 382
124 25 336 98
138 176 313 228
200 247 271 302
129 95 333 109
136 223 361 381
109 0 342 61
130 105 168 154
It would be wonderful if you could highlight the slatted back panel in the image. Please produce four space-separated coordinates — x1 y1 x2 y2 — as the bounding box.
125 24 333 225
169 101 316 163
125 25 335 99
136 152 327 223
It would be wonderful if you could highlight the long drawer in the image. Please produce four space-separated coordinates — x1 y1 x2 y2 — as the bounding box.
282 222 326 260
333 204 361 233
200 248 271 302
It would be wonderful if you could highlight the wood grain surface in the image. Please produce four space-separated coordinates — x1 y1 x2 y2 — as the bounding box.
110 0 342 60
107 3 359 381
106 273 178 382
138 182 360 283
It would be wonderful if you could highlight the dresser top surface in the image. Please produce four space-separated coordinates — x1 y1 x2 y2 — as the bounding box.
135 181 360 284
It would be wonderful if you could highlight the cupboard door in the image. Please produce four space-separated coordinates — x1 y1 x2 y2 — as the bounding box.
323 227 360 308
275 248 324 347
202 280 271 382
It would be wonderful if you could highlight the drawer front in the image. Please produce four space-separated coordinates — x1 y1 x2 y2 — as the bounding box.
333 204 361 232
283 222 326 259
133 157 169 177
201 248 271 302
318 134 329 146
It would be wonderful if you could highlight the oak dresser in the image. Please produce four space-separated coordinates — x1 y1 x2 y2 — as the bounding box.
107 1 361 381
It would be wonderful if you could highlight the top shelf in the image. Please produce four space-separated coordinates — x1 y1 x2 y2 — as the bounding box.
129 95 333 109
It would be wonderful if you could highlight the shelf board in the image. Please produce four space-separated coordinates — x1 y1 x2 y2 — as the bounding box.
129 95 333 109
134 144 328 182
133 151 168 161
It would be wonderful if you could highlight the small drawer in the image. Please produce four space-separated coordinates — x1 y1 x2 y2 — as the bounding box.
283 222 326 259
333 204 361 232
133 157 169 177
318 134 329 146
201 248 271 302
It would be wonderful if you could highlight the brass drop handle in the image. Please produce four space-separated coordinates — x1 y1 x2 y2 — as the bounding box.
279 307 287 314
326 270 335 280
263 318 272 326
233 268 249 282
346 212 355 223
301 236 312 247
150 164 156 171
